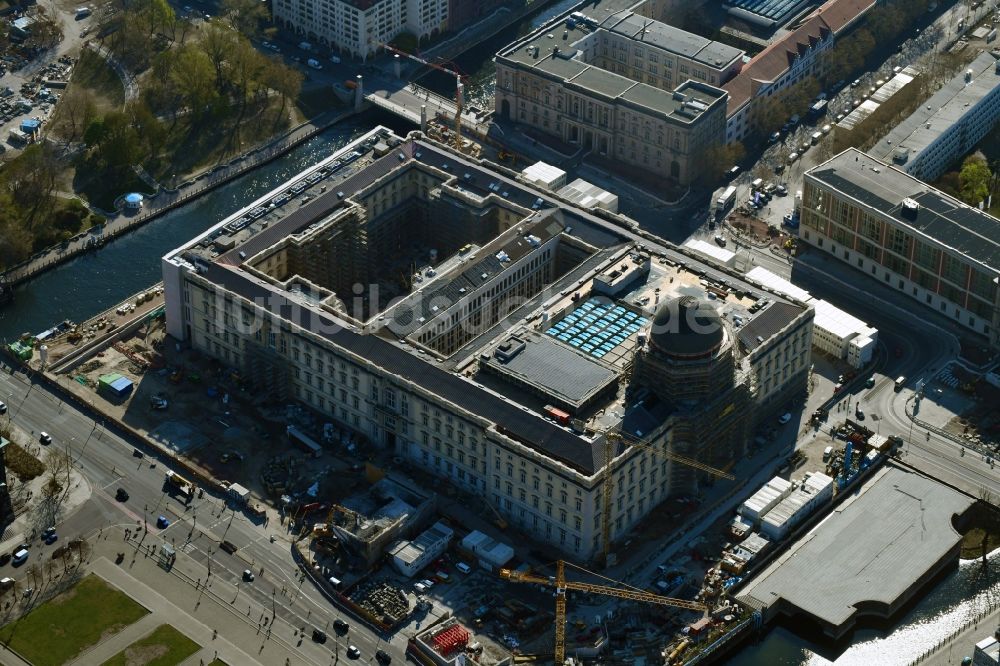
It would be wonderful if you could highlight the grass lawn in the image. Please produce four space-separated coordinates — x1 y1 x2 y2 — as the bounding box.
101 624 201 666
0 575 148 666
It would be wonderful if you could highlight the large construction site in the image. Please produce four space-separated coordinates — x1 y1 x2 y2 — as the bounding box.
160 126 816 562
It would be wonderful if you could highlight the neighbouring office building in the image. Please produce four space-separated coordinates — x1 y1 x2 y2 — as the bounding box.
722 0 876 143
800 148 1000 350
162 127 813 559
869 52 1000 183
494 4 736 185
273 0 448 60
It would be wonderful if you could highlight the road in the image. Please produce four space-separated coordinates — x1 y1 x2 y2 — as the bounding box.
0 365 404 664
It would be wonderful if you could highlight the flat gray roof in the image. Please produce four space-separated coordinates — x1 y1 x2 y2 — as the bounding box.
602 12 742 67
739 466 974 632
482 330 618 409
871 53 1000 165
568 65 637 100
808 148 1000 271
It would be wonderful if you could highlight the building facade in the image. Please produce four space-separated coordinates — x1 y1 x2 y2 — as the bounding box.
870 53 1000 183
494 9 734 184
722 0 876 143
272 0 448 60
801 148 1000 349
163 129 813 559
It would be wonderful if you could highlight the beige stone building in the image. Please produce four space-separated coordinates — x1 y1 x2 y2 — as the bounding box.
494 9 737 184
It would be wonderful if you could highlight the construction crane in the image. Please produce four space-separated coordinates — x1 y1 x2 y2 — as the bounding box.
600 430 736 564
500 560 706 665
380 43 466 149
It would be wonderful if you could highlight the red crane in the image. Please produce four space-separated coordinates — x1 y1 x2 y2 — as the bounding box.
381 43 466 148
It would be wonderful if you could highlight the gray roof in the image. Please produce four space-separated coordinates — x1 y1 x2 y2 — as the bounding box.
481 330 618 409
738 302 802 352
568 65 637 100
738 467 974 633
871 53 1000 165
809 148 1000 271
725 0 810 21
601 12 742 68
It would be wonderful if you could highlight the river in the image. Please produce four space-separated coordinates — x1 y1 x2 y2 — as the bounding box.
0 110 412 341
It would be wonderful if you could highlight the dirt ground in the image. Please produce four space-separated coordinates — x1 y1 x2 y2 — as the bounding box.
53 318 368 506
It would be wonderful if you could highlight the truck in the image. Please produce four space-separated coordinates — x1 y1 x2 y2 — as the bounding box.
164 470 194 500
807 99 828 120
75 6 92 19
716 186 737 213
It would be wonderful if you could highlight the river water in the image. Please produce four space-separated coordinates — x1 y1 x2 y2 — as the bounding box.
2 3 999 662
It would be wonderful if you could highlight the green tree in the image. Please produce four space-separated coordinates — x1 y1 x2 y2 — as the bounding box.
171 45 220 120
959 154 992 205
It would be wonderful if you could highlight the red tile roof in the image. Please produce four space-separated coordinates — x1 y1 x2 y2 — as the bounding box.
722 0 876 116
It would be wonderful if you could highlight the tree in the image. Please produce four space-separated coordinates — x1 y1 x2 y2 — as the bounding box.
959 154 991 206
3 145 61 226
171 45 221 120
53 87 97 142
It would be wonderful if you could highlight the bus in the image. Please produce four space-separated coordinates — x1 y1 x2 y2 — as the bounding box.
287 425 323 458
716 186 737 213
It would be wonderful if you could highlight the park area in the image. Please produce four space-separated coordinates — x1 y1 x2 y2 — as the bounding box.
0 575 148 665
100 624 200 666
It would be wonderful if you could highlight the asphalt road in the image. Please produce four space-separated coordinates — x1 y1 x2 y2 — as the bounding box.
0 365 404 664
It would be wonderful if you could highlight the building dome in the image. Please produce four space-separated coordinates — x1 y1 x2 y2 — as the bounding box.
649 295 724 358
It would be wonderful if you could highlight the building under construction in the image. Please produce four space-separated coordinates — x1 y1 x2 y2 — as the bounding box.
163 127 813 560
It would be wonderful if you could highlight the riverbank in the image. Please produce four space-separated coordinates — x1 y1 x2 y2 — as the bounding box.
0 107 356 290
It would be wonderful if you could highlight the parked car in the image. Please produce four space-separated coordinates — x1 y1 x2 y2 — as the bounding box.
778 413 792 425
376 649 392 664
11 549 28 566
0 401 6 414
714 235 727 247
42 527 57 544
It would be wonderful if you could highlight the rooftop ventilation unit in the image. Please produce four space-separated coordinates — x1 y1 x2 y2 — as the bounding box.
966 68 974 82
901 198 919 218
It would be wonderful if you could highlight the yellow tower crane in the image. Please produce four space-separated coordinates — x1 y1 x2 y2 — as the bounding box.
500 560 707 665
600 430 736 564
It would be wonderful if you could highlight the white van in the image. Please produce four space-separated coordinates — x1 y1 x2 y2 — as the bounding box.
751 177 763 190
823 446 833 461
12 549 28 566
456 562 472 574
